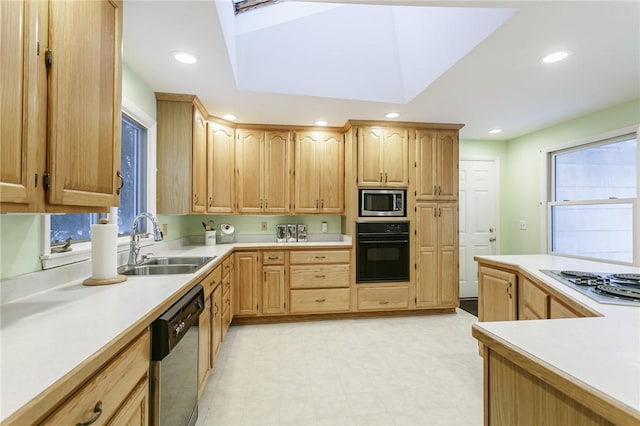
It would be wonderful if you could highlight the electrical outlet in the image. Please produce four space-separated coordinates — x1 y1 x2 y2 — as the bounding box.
519 220 527 231
261 221 267 231
321 221 328 233
161 223 168 237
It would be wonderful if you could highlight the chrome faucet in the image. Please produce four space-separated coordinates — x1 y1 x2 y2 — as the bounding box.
128 212 163 266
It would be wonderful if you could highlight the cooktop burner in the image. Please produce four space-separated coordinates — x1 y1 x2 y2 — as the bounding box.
540 270 640 307
594 285 640 301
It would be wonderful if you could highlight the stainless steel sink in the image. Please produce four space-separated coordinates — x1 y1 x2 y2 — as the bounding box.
119 256 215 276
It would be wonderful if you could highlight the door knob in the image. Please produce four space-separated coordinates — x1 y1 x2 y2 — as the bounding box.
489 237 496 242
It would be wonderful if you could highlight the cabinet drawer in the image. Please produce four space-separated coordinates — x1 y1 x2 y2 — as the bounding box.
43 330 150 425
290 264 349 288
222 255 232 276
290 288 350 313
358 286 409 311
290 250 350 264
263 251 285 265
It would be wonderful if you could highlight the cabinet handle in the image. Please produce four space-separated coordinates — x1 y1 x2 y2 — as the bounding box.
379 172 383 183
260 199 263 208
265 199 268 208
433 185 437 195
379 301 389 305
264 271 267 281
385 173 388 183
438 186 442 195
316 199 319 208
116 171 124 195
194 193 199 204
209 196 213 208
268 256 279 260
315 274 326 278
315 298 326 303
433 208 437 217
76 401 102 426
439 208 442 217
315 255 326 259
320 199 324 208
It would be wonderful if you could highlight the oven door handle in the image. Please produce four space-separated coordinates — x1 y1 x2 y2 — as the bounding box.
359 239 409 244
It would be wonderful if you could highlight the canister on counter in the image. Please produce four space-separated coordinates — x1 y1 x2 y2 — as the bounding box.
276 224 287 243
286 224 297 242
297 224 308 242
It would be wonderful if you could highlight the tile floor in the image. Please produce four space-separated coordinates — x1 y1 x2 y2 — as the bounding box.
196 309 482 426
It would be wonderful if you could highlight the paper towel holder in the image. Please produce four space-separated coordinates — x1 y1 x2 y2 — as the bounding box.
83 218 128 286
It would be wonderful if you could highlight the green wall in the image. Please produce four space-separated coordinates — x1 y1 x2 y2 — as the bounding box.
502 99 640 254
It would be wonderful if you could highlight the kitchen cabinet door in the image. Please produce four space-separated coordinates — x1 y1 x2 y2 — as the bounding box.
262 265 286 315
357 127 384 186
264 131 291 213
519 276 550 320
211 285 223 362
294 132 321 213
416 129 459 200
478 265 517 322
234 251 259 316
0 0 45 212
438 204 459 306
319 132 344 213
192 109 207 213
47 0 122 209
207 122 235 213
381 128 409 187
236 130 264 213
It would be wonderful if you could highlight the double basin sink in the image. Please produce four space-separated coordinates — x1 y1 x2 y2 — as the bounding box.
118 256 216 276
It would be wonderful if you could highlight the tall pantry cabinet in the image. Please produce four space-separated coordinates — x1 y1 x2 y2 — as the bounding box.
414 128 460 309
1 0 123 213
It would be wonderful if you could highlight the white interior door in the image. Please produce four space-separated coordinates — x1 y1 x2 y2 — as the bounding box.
459 158 499 298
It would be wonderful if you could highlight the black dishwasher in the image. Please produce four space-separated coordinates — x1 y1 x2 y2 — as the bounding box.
150 284 204 426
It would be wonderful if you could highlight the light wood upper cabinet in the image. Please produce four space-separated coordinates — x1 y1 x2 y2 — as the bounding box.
415 203 459 308
294 131 344 214
416 129 459 200
357 127 408 187
192 109 207 213
207 122 235 213
236 129 291 213
478 265 517 322
1 0 123 212
157 95 206 214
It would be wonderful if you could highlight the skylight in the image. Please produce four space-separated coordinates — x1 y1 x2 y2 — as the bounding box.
233 0 281 15
217 1 516 104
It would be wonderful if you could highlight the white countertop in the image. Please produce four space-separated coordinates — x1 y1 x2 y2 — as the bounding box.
0 238 351 423
473 255 640 416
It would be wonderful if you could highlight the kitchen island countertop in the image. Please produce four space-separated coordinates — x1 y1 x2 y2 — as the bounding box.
472 254 640 422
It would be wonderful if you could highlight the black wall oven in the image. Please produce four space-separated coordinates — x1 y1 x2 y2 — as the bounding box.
356 221 410 283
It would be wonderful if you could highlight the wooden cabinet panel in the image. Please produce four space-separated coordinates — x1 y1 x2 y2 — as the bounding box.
105 378 148 426
207 122 235 213
198 298 211 395
549 298 581 319
290 250 350 265
290 264 349 289
358 286 409 310
234 252 259 316
0 0 44 211
47 0 122 208
192 109 207 212
263 251 285 265
478 265 517 322
290 288 350 314
236 130 263 213
416 129 458 200
264 131 291 213
211 285 223 363
294 131 344 213
519 277 550 320
415 203 458 308
42 330 149 425
262 265 286 315
357 127 408 187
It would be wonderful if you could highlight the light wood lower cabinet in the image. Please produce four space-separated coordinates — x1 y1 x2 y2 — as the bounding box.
290 288 350 314
42 330 149 425
358 286 409 310
262 265 286 315
211 284 223 361
482 346 616 426
198 297 211 396
478 265 517 322
549 298 583 319
234 251 259 316
519 276 550 320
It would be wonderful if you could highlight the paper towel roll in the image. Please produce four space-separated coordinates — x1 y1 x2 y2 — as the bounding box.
91 222 118 280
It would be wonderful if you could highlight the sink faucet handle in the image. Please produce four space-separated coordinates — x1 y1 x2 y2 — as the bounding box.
141 253 154 263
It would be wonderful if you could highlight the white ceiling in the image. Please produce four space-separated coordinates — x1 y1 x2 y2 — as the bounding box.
123 0 640 140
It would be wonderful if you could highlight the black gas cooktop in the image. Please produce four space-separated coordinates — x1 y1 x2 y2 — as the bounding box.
540 270 640 307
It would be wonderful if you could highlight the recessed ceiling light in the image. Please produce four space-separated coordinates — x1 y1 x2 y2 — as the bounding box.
541 51 569 64
385 112 400 119
173 51 197 64
315 120 327 126
489 129 503 134
222 114 237 121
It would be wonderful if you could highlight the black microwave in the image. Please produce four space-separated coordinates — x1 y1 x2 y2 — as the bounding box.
359 189 406 217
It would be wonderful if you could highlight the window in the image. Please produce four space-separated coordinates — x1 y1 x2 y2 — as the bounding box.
49 114 147 246
548 133 638 264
